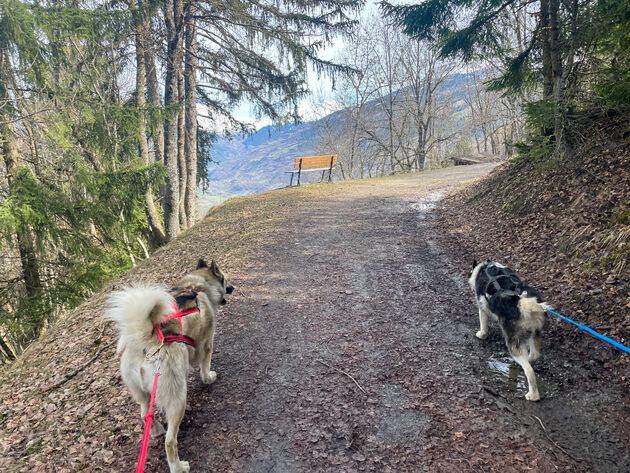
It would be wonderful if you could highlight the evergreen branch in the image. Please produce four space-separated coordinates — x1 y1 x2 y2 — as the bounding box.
0 108 53 125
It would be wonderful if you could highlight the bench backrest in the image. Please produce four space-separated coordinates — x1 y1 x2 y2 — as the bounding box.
294 155 337 169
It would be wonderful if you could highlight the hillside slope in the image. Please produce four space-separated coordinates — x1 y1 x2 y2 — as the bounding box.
0 189 289 471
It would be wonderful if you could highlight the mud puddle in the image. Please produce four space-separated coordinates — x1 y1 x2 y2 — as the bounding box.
485 354 550 398
409 191 445 218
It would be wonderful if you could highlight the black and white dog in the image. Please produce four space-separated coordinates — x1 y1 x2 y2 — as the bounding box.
469 260 549 401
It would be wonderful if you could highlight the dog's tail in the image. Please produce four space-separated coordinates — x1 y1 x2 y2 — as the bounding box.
518 296 547 328
105 284 174 352
539 302 554 312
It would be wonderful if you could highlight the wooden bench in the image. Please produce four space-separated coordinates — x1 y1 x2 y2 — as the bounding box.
286 155 337 186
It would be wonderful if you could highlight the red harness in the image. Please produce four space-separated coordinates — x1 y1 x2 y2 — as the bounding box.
153 302 199 346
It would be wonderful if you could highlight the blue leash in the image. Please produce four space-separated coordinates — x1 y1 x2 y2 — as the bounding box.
545 308 630 355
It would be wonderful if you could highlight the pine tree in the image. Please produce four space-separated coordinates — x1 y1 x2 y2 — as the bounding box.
150 0 364 239
0 1 164 358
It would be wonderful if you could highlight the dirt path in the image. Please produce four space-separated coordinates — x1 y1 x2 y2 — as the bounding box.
155 165 628 472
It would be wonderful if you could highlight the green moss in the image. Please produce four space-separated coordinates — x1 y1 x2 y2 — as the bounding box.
24 439 43 455
609 205 629 225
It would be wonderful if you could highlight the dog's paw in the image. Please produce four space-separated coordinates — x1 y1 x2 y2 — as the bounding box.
201 370 217 384
525 391 540 401
475 331 488 340
169 461 190 473
150 421 165 438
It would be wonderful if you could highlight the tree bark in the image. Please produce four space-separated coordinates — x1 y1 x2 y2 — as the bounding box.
539 0 554 100
184 2 198 228
549 0 565 147
177 62 187 230
549 0 562 99
145 37 164 166
163 0 185 240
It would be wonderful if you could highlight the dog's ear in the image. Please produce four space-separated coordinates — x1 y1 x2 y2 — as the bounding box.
209 260 222 279
197 259 208 269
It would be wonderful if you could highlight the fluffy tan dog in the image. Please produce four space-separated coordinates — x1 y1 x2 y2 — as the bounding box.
106 259 233 473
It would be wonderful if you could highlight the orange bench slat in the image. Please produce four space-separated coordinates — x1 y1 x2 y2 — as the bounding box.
293 155 337 168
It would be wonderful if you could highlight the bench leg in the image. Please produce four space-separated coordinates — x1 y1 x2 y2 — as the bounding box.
289 173 294 186
321 170 325 181
297 169 301 186
328 157 334 182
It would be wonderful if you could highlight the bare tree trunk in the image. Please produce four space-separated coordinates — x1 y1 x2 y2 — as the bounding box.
163 0 184 240
145 40 164 166
549 0 568 149
177 63 187 229
549 0 562 98
184 2 198 227
539 0 554 100
131 0 166 247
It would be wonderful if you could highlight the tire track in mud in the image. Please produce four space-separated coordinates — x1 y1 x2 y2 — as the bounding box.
172 166 628 472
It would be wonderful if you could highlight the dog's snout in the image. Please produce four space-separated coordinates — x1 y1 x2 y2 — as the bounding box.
226 285 234 294
221 298 227 305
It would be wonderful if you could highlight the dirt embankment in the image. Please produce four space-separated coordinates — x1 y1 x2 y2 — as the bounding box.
0 162 628 473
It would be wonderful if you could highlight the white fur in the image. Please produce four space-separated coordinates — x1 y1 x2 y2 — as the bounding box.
517 296 546 330
468 262 483 292
476 296 491 339
105 285 175 355
512 353 540 401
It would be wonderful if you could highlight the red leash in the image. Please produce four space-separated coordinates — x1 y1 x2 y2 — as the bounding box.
135 300 200 473
136 371 159 473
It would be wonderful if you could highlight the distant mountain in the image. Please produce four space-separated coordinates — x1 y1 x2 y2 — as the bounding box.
198 121 323 209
